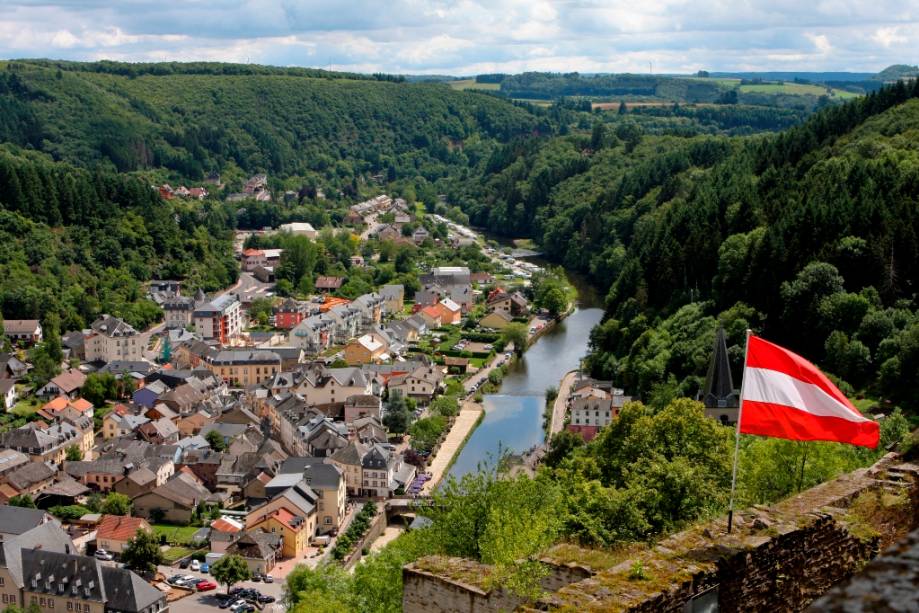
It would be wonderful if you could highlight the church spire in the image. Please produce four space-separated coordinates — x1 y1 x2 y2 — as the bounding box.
703 325 738 409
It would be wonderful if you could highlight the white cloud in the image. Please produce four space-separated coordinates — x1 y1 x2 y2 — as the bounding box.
0 1 915 74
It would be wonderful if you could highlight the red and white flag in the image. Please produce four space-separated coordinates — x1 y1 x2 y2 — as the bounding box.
740 335 879 449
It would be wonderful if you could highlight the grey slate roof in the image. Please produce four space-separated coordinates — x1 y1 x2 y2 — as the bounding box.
100 565 166 612
0 506 53 537
278 457 343 490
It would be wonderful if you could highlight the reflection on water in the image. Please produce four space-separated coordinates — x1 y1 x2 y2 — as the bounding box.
446 304 604 481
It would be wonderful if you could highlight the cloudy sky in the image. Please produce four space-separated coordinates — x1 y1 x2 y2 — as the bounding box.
1 1 916 75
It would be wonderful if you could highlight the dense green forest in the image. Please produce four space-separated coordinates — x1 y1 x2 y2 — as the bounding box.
0 60 540 189
455 79 919 414
0 145 237 331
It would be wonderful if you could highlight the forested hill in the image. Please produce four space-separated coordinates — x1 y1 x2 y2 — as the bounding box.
455 79 919 414
0 59 540 183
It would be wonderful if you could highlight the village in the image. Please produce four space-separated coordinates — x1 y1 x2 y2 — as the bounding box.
0 190 568 613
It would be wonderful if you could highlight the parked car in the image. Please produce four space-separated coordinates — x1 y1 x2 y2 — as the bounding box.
200 563 209 573
166 575 185 586
257 594 276 603
251 573 263 582
228 600 249 612
190 559 201 571
262 575 274 584
178 558 191 569
94 549 114 561
196 580 217 592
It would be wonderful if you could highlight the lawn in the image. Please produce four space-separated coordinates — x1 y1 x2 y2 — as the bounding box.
153 524 201 545
10 397 40 418
161 546 195 564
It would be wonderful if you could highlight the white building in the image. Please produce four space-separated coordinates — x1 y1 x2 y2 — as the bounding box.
85 315 143 363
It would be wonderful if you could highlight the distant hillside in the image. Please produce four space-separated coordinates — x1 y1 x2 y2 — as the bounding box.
0 59 539 184
875 64 919 82
710 71 876 82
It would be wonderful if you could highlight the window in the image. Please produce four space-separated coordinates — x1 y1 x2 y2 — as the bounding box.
2 594 7 604
67 603 73 611
0 577 4 586
48 599 54 608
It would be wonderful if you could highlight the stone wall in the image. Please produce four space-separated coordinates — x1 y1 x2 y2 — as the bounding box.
402 453 919 612
342 508 388 570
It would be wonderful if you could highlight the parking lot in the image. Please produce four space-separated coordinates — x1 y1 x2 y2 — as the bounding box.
159 566 285 613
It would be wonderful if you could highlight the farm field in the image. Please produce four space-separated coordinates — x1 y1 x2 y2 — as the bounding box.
739 82 859 98
448 78 501 90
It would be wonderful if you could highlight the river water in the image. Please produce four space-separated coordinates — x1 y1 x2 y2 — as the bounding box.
446 270 603 480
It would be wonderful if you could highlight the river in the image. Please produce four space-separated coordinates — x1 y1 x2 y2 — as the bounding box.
446 269 603 480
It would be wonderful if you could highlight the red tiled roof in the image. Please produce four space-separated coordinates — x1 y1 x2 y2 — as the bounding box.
271 507 305 531
211 518 243 533
96 514 150 542
243 248 264 257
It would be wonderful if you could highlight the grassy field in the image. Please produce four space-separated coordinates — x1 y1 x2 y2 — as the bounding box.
153 524 202 545
448 79 501 91
739 82 859 99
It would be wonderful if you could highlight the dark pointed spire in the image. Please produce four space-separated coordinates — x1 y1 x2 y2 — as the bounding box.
703 325 738 409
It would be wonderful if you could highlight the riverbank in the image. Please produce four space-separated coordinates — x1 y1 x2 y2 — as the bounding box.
421 403 484 493
548 370 578 436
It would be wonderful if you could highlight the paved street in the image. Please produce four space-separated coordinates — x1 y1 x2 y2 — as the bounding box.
462 346 513 394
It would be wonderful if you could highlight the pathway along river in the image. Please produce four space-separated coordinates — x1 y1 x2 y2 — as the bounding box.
446 269 603 480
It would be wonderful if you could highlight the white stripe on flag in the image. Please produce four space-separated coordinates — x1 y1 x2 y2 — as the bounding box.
742 367 870 423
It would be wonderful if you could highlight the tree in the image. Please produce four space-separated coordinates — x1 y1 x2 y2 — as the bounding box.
383 390 412 434
501 323 528 355
81 372 117 406
211 554 251 594
121 528 163 574
205 429 227 452
65 444 83 461
101 492 131 516
8 494 35 508
543 430 584 468
247 297 274 327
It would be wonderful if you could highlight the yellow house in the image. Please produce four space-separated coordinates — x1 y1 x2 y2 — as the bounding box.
343 335 386 365
479 311 513 330
247 507 311 559
246 484 317 559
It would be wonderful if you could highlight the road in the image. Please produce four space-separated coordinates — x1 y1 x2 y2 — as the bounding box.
462 345 513 394
359 213 381 240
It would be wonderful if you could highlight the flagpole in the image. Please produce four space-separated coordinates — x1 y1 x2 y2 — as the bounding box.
727 328 751 534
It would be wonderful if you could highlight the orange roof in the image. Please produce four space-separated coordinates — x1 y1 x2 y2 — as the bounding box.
271 507 305 531
42 396 69 412
96 514 150 542
42 395 93 414
113 403 130 416
421 305 441 318
211 517 243 533
242 248 264 257
71 398 93 413
319 295 352 313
